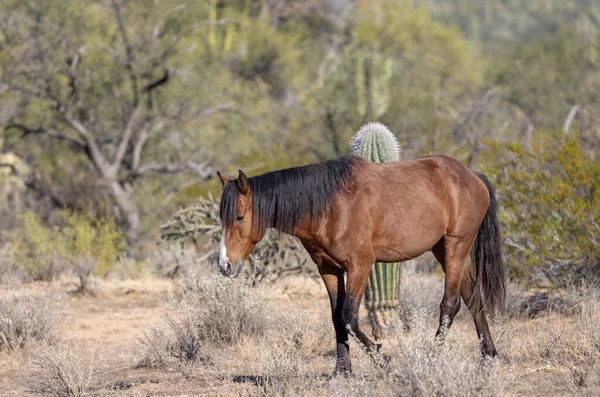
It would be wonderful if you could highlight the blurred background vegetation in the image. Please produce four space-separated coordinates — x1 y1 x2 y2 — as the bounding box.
1 0 599 288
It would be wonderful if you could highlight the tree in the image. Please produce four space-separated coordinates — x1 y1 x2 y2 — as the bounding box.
0 0 232 241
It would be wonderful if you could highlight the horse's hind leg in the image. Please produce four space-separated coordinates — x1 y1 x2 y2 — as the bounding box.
432 238 497 357
459 268 497 357
318 265 351 375
431 237 471 342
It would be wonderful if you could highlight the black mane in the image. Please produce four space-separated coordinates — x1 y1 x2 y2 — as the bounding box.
220 157 356 235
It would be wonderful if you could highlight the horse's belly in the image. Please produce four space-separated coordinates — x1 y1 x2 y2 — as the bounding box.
372 220 446 263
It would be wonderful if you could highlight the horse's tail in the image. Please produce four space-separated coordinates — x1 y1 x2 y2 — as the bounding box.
471 172 506 315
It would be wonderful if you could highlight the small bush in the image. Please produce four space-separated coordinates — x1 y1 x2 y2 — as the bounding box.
137 276 274 367
180 276 274 345
9 211 123 281
397 271 443 330
29 343 104 397
498 289 600 391
0 293 61 351
136 312 205 367
10 212 65 281
485 136 600 287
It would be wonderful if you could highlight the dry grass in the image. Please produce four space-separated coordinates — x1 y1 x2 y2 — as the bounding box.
178 275 276 345
1 274 599 396
136 275 277 369
29 342 105 397
0 292 62 351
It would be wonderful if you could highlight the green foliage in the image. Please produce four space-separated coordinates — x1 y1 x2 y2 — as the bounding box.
10 212 123 280
2 0 600 273
493 28 599 128
484 135 600 287
61 213 123 276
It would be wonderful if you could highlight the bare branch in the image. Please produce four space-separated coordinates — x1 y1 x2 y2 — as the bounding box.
7 123 86 148
111 0 139 107
57 111 113 176
67 46 86 104
143 69 170 93
112 103 141 171
563 104 579 135
131 119 162 171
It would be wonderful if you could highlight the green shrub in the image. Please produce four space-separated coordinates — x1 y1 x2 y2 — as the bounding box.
61 212 123 276
11 212 65 281
484 135 600 287
10 212 123 280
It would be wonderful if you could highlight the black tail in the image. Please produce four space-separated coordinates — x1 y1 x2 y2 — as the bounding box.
471 172 506 315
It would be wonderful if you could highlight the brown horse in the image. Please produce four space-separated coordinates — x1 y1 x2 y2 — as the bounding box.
217 155 505 374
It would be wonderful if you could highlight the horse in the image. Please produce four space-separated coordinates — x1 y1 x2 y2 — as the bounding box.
216 155 505 375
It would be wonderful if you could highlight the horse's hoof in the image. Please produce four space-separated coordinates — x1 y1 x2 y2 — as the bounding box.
330 366 352 378
481 346 497 359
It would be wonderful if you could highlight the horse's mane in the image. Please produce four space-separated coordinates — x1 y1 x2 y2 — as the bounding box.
220 157 356 235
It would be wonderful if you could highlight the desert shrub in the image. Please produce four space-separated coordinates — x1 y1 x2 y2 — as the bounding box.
137 276 274 367
136 312 206 367
499 289 600 391
9 211 123 281
275 308 331 358
0 293 61 351
180 276 274 345
10 212 66 281
29 343 104 397
485 136 600 287
397 271 443 329
61 212 122 276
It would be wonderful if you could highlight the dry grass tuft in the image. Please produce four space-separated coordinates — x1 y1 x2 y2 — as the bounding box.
179 276 275 345
137 275 275 368
397 270 442 329
0 292 62 351
29 343 104 397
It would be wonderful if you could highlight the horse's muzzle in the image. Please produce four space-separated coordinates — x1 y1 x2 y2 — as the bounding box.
217 260 242 278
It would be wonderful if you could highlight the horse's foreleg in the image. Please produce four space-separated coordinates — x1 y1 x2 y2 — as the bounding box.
459 268 497 357
318 265 351 375
342 263 380 353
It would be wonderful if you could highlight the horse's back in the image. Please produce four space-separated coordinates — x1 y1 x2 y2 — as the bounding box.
344 156 489 262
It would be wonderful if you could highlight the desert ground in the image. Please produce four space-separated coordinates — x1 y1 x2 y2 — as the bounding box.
1 264 599 397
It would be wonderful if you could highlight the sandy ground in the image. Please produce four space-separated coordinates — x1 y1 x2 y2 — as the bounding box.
1 276 598 396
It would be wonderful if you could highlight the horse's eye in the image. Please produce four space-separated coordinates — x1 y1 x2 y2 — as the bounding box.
236 215 244 222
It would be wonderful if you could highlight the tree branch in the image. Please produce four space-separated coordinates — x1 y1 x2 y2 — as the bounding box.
143 69 170 92
562 104 579 135
57 111 113 176
131 119 162 171
7 123 87 148
112 103 141 171
111 0 139 108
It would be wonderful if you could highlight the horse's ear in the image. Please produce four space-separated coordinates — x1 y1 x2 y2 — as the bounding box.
217 171 230 186
238 169 250 194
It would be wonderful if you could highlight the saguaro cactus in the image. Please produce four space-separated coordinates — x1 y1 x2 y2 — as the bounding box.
350 122 401 341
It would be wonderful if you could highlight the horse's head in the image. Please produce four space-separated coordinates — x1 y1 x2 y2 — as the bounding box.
216 169 262 277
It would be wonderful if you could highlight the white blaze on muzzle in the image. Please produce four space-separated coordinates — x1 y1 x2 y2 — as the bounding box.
218 227 229 271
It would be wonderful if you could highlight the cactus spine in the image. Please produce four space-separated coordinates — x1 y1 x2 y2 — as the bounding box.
350 122 401 341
